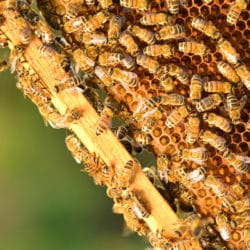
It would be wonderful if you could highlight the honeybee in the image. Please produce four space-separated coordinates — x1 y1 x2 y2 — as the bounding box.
65 108 83 123
186 114 200 144
94 66 113 87
203 112 232 132
9 12 33 45
187 167 207 185
84 88 103 115
226 93 247 124
108 15 122 44
189 74 202 104
132 199 150 220
118 160 135 188
35 20 54 44
221 183 245 212
39 104 82 129
108 67 138 87
217 61 240 84
166 63 190 85
72 48 95 73
111 126 128 140
128 25 155 44
119 31 139 56
178 212 204 237
23 79 52 105
165 105 190 128
230 211 250 229
204 80 232 93
82 154 108 184
205 175 226 197
123 212 149 236
139 12 175 26
99 164 116 186
96 97 116 135
141 117 158 133
157 93 185 106
85 10 110 32
65 134 88 164
38 4 61 29
227 4 242 25
121 54 135 70
98 52 123 66
38 45 70 72
65 2 83 20
63 16 86 33
54 74 83 93
79 32 107 46
215 212 231 241
223 148 249 174
180 147 208 165
196 93 222 112
5 0 17 10
191 17 221 40
9 45 26 73
155 24 186 41
54 36 72 53
243 227 250 249
17 71 47 103
120 0 149 11
143 44 174 57
106 186 129 200
133 131 152 145
234 63 250 90
98 0 113 8
136 55 162 74
165 0 180 14
133 98 159 122
227 0 249 25
143 107 163 127
17 23 33 45
17 0 39 26
178 41 208 55
156 154 170 182
217 38 240 65
147 230 171 249
130 192 150 219
38 45 55 58
0 59 8 72
232 198 250 214
120 139 133 154
201 130 226 151
160 75 175 93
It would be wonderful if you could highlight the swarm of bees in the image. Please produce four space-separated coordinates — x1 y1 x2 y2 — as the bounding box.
0 0 250 249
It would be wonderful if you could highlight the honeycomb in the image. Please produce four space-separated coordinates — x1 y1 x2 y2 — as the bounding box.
1 0 250 249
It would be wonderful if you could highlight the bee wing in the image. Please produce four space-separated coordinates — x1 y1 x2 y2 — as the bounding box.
190 158 205 165
190 147 207 153
239 95 247 110
237 155 250 163
188 169 205 182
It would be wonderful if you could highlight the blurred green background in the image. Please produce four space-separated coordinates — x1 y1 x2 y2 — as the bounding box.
0 52 147 250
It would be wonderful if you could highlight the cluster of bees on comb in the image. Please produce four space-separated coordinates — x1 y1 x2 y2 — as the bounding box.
0 0 250 249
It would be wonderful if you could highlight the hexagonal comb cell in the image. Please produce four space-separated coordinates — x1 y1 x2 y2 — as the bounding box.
37 0 250 248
